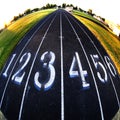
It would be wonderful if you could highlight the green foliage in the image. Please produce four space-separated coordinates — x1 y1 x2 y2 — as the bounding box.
73 10 109 31
32 8 40 12
41 4 57 9
62 3 66 8
87 9 93 16
0 111 6 120
13 16 19 21
4 24 7 29
18 13 24 18
73 6 78 10
66 4 74 7
0 9 55 71
24 9 31 15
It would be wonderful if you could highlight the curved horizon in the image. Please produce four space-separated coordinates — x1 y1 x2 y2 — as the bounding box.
0 0 120 29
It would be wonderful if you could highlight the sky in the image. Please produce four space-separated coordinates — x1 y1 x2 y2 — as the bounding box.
0 0 120 29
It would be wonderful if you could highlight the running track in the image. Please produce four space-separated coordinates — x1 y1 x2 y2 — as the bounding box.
0 9 120 120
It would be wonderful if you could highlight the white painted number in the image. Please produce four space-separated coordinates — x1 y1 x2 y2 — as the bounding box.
3 54 16 77
12 52 31 85
34 51 55 91
104 56 117 77
4 51 116 91
90 54 108 83
69 52 90 89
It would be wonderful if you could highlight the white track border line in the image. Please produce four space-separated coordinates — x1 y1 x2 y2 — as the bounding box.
60 11 64 120
64 12 104 120
0 13 54 109
18 12 57 120
70 14 120 108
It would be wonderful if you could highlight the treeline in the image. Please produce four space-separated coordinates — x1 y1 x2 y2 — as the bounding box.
1 3 106 31
11 8 40 22
61 3 78 10
10 3 75 23
11 4 57 22
41 3 57 9
0 3 58 32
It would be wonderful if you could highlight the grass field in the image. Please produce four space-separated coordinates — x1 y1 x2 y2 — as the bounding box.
0 9 55 71
73 10 120 74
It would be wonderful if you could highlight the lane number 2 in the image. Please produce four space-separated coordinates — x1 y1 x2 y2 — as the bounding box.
12 52 31 85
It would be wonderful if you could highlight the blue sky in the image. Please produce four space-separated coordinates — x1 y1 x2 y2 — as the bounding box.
0 0 120 28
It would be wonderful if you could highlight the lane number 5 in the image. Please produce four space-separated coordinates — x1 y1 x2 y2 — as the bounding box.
90 54 108 83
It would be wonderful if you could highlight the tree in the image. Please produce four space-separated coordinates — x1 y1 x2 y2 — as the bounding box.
73 6 78 10
66 4 70 7
101 17 105 22
32 8 39 12
50 4 57 8
62 3 66 8
4 24 7 28
46 3 51 8
70 4 73 7
87 9 93 16
13 16 19 21
79 8 84 12
19 13 24 18
41 6 46 10
44 3 57 9
24 9 31 15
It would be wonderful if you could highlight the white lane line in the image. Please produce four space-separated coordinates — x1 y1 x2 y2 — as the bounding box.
91 43 120 107
109 73 120 107
60 12 64 120
64 12 104 120
91 41 120 108
0 13 54 109
18 13 57 120
70 15 120 108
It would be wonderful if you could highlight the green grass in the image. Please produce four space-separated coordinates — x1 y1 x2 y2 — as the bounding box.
113 109 120 120
73 11 120 74
0 9 120 74
0 9 55 71
73 10 110 31
73 11 120 119
0 111 6 120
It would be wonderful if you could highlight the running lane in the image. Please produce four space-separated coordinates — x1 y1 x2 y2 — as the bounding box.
0 9 120 120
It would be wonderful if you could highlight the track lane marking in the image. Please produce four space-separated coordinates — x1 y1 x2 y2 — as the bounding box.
64 12 104 120
0 12 56 109
60 11 64 120
18 12 58 120
69 14 120 108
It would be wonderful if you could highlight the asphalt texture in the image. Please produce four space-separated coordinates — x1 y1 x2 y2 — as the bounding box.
0 9 120 120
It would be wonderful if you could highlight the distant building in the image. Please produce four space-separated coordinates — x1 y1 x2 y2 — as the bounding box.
55 6 59 9
105 20 120 37
113 27 120 37
65 7 73 12
93 15 104 22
